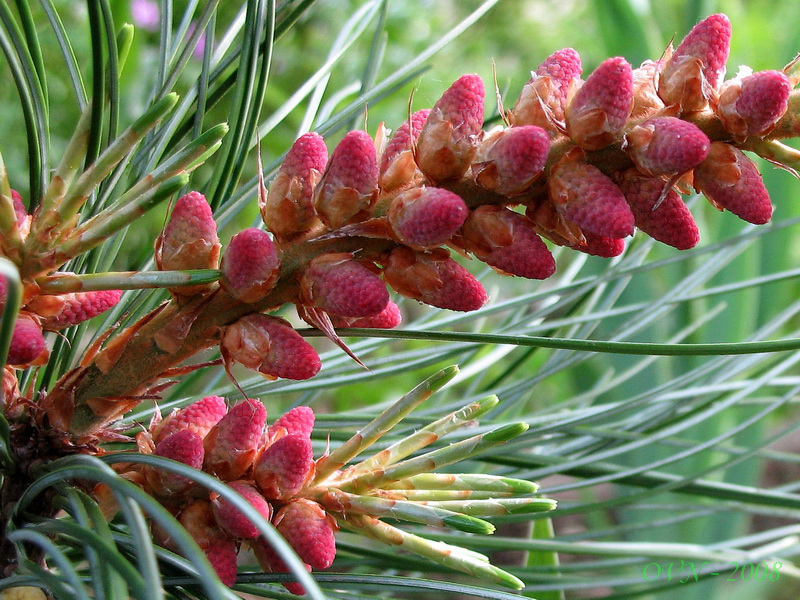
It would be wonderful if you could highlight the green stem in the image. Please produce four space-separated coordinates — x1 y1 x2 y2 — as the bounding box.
36 269 221 294
304 328 800 357
384 473 539 494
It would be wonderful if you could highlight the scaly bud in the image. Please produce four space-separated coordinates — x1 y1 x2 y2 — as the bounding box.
300 253 389 317
572 233 626 258
512 48 582 129
178 500 239 586
220 228 280 303
460 206 555 280
387 187 468 249
153 395 228 443
472 126 550 196
27 290 123 331
7 316 46 367
268 405 316 439
565 57 633 150
379 109 431 191
549 160 634 239
156 192 220 296
617 169 699 250
145 430 205 497
212 480 274 539
314 130 378 229
383 247 487 312
264 132 328 241
10 190 30 238
329 301 402 330
658 13 731 112
221 314 321 380
717 69 792 138
694 142 772 224
416 74 485 181
252 536 310 596
274 499 337 570
254 433 314 501
203 398 267 481
625 117 710 175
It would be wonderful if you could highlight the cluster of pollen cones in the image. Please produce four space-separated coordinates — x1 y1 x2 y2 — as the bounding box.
100 368 553 591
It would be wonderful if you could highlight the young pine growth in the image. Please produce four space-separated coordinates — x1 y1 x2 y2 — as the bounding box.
717 69 792 138
203 398 267 481
625 116 710 176
211 480 274 539
26 290 123 331
300 253 389 317
511 47 582 129
220 228 280 302
472 125 550 195
387 186 468 249
379 109 430 191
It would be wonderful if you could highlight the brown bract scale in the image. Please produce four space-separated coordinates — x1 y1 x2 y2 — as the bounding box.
625 117 710 175
203 398 267 481
549 160 634 239
460 206 555 280
27 290 123 331
383 246 487 312
221 314 321 381
254 433 314 501
145 429 205 497
156 192 220 296
220 228 280 303
300 253 389 318
153 395 228 443
274 499 337 570
264 132 328 241
631 60 666 120
329 300 402 330
512 47 582 129
694 142 772 225
11 190 30 237
717 69 792 138
314 130 378 229
416 74 485 182
387 186 468 249
472 126 550 196
566 57 633 150
617 169 699 250
211 480 273 539
658 13 731 112
379 109 431 191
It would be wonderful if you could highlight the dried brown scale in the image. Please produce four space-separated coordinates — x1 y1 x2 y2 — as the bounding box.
41 77 800 437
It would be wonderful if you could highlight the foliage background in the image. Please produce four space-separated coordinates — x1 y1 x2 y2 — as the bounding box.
3 1 800 599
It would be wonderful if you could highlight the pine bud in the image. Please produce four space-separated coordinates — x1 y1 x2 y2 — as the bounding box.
573 233 626 258
565 57 633 150
512 47 582 129
617 169 699 250
625 117 710 176
387 187 468 249
205 536 239 587
220 228 280 303
416 74 485 181
203 398 267 481
27 290 123 331
273 499 337 570
221 314 321 381
10 190 30 238
145 430 205 497
252 536 310 596
156 192 220 296
268 405 316 439
254 433 314 501
178 500 239 586
264 132 328 241
379 109 431 191
300 253 389 318
383 246 487 312
717 69 791 138
7 316 46 367
329 300 402 329
153 395 228 443
549 160 634 239
658 13 731 112
212 480 273 539
472 126 550 196
694 142 772 224
314 130 378 229
461 206 555 280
